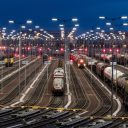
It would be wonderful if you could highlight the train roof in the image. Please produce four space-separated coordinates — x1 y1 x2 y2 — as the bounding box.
87 58 97 62
97 62 105 66
101 54 107 57
117 54 125 57
104 67 124 78
53 68 64 78
96 62 108 68
53 78 64 83
54 68 64 73
87 59 97 66
53 78 64 89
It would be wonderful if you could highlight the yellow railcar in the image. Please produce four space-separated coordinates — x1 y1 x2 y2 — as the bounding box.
4 57 14 67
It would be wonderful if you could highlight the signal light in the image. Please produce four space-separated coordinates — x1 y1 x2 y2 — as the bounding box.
48 48 51 51
28 47 31 50
22 54 25 58
49 56 52 61
79 48 82 51
103 49 106 53
38 48 42 52
116 49 119 53
16 48 19 52
15 54 19 57
85 48 88 52
60 48 64 51
14 54 17 57
109 48 112 52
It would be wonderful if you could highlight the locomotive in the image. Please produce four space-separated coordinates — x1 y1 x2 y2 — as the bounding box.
70 54 86 68
52 68 65 96
77 58 86 68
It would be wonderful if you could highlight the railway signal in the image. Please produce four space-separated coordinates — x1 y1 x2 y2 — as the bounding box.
103 49 106 53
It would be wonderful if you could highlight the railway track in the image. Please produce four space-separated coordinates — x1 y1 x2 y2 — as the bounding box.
37 64 107 128
0 61 124 128
70 65 88 109
0 59 42 105
83 68 112 116
71 65 101 116
72 67 119 128
37 65 106 128
48 65 118 128
0 57 36 90
0 56 33 78
0 60 68 128
22 61 56 106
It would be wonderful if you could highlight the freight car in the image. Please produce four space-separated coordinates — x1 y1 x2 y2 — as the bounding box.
96 62 108 76
104 67 124 84
95 61 128 109
4 55 14 67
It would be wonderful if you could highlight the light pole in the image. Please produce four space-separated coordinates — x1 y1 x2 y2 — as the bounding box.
51 17 78 65
99 16 128 115
52 18 78 107
9 20 32 101
99 17 114 116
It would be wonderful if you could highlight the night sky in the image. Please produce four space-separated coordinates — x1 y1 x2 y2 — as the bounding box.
0 0 128 34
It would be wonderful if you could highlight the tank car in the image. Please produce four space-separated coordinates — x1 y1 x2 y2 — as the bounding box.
101 54 107 61
116 54 125 65
104 67 124 84
117 74 128 109
124 54 128 65
86 58 98 71
105 54 112 63
96 62 108 76
95 53 101 60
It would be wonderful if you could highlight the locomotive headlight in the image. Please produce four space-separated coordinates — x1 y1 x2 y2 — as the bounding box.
80 59 84 63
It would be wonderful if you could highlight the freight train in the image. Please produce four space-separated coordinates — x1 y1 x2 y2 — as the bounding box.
82 54 128 109
52 68 64 96
95 53 128 65
70 53 128 108
96 62 128 109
